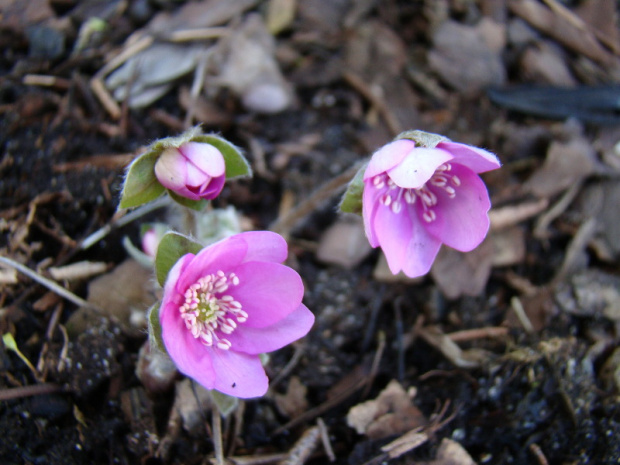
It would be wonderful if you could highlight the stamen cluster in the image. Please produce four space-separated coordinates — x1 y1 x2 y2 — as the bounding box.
373 163 462 223
180 271 248 350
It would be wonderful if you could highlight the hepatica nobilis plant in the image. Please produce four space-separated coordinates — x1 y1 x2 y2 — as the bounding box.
118 126 499 461
153 231 314 398
341 130 501 277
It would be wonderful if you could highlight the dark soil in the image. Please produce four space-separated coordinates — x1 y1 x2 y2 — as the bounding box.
2 1 620 464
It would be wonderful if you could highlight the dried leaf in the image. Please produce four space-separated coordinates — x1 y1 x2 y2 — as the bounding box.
275 376 308 419
346 380 426 439
316 216 372 269
430 239 494 299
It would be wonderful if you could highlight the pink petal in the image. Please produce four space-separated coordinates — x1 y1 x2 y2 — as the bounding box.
401 217 442 278
364 140 415 180
197 174 225 199
387 148 454 189
160 284 217 390
163 253 194 303
210 350 268 398
177 235 248 292
229 261 303 328
422 164 491 252
239 231 289 264
184 160 210 187
362 180 383 247
180 142 225 177
226 304 314 354
436 141 501 173
373 202 414 274
155 147 189 191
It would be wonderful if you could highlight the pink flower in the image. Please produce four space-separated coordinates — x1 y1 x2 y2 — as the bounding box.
154 142 226 201
159 231 314 398
363 138 500 277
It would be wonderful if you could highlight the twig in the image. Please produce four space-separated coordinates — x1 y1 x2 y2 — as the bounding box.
317 418 336 462
343 71 402 136
447 327 509 342
510 296 534 334
278 425 320 465
534 180 582 238
361 331 386 399
270 344 305 389
552 217 597 284
529 443 550 465
270 162 363 238
0 256 99 311
0 383 63 402
79 195 170 250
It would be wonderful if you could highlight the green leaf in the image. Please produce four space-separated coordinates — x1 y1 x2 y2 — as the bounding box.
338 163 367 215
394 130 448 148
147 303 167 354
168 190 208 211
155 232 204 286
119 151 165 209
210 390 239 417
195 134 252 180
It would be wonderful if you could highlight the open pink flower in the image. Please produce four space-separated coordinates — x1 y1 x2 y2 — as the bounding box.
363 138 500 278
154 141 226 201
159 231 314 398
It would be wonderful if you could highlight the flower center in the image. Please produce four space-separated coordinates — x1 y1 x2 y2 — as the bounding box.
179 271 247 350
373 163 461 222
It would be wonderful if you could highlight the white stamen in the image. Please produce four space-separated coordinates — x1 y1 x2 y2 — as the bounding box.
179 271 245 350
423 210 437 222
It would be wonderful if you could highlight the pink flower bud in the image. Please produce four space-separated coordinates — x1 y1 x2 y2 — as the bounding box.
141 228 159 258
363 138 501 278
154 142 226 201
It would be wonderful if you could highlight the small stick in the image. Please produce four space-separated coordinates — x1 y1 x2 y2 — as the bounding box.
529 443 549 465
278 425 320 465
0 256 99 311
167 27 229 42
79 196 170 250
317 418 336 462
0 383 63 402
447 327 509 342
510 296 534 334
270 162 363 238
343 71 402 136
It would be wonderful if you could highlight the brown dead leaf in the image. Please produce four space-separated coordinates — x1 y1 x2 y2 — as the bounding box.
428 18 506 96
520 42 577 86
525 133 596 198
509 0 618 67
418 326 491 369
424 438 476 465
490 227 526 267
0 0 55 32
346 379 427 439
575 0 620 54
430 239 494 299
573 180 620 259
316 216 372 269
275 376 309 419
66 259 157 336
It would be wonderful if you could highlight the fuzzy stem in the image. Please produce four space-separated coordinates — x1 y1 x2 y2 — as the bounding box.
212 404 225 465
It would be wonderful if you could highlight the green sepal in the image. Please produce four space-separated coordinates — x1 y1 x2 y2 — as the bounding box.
339 163 367 215
119 150 165 209
210 390 239 418
147 303 167 354
194 134 252 180
168 190 208 211
155 232 204 286
394 130 449 148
